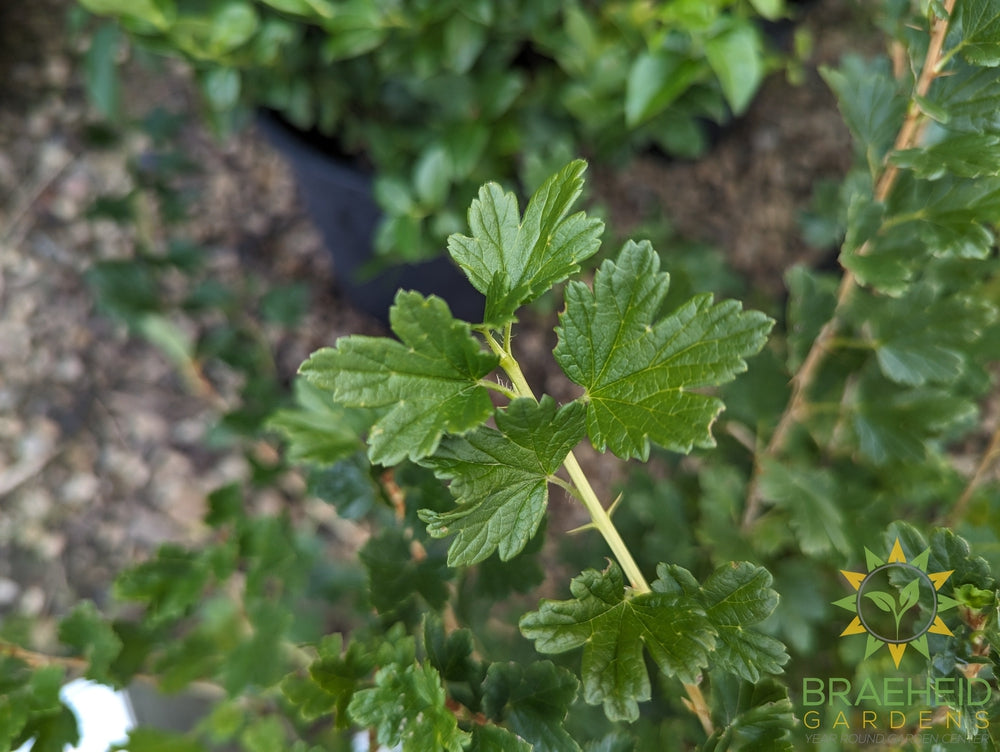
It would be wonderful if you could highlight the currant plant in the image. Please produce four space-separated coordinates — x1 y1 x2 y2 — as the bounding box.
6 2 1000 751
293 158 794 747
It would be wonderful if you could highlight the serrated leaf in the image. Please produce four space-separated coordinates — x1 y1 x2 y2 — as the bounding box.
468 725 532 752
283 632 375 726
447 160 603 323
58 601 123 685
949 0 1000 67
519 562 715 722
821 56 906 175
113 544 212 627
757 460 851 557
348 663 470 752
695 563 788 682
928 63 1000 133
703 674 795 752
359 527 451 623
299 291 498 465
850 284 993 386
483 661 580 752
418 397 586 565
19 703 79 752
851 382 977 464
554 240 772 461
891 133 1000 178
267 378 368 465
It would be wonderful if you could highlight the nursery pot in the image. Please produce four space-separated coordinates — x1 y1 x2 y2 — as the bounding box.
256 111 484 325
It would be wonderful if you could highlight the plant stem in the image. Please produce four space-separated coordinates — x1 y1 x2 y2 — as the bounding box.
485 331 715 735
946 419 1000 526
741 0 956 531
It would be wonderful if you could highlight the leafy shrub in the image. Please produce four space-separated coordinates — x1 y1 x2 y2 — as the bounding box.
74 0 783 261
5 1 1000 750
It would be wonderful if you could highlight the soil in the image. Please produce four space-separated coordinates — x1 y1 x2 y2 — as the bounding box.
0 0 867 637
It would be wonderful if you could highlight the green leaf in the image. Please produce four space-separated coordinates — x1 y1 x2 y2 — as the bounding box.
418 397 586 565
468 725 532 752
482 661 581 752
348 663 470 752
360 527 451 623
554 240 773 461
113 728 206 752
949 0 1000 66
821 56 906 175
267 378 367 465
58 601 123 685
292 633 376 726
625 51 705 127
84 23 121 119
757 460 852 557
19 703 79 752
519 562 715 722
851 382 977 464
928 64 1000 134
413 143 452 208
850 285 994 386
891 133 1000 178
447 160 604 324
748 0 785 21
693 563 788 682
299 291 498 464
114 544 212 627
77 0 175 28
209 2 259 54
239 716 285 752
703 674 795 752
785 266 840 372
705 21 764 115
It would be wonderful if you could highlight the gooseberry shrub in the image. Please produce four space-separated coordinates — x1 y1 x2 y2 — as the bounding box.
5 1 1000 750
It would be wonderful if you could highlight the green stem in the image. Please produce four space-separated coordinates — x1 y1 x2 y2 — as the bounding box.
484 330 651 594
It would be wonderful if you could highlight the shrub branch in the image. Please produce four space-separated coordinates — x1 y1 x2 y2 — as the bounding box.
742 0 957 530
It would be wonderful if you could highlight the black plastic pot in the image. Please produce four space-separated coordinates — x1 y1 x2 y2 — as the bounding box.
256 111 484 326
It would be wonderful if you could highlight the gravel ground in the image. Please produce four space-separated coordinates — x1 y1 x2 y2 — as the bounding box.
1 0 861 641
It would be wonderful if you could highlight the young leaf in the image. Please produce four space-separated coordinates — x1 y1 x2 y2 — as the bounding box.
447 160 603 324
417 397 586 565
283 633 376 727
483 661 581 752
299 291 498 465
625 51 704 127
348 663 471 752
554 240 772 461
519 562 716 722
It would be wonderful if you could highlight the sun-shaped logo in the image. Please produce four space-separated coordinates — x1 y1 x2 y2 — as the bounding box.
835 538 959 668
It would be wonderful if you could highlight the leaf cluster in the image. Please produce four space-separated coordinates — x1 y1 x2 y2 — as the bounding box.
74 0 784 261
